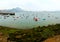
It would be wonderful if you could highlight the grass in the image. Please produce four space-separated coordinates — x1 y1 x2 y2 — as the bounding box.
0 24 60 42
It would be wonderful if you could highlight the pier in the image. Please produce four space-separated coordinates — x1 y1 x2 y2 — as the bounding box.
0 12 15 15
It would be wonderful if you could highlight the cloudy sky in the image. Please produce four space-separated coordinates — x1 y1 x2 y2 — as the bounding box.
0 0 60 11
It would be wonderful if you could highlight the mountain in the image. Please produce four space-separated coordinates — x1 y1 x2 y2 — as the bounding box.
7 7 23 12
0 7 23 13
0 7 60 13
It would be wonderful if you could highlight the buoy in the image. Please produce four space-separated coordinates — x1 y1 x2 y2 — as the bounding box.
33 17 39 21
14 19 16 20
4 16 6 19
48 14 50 15
26 16 29 19
48 16 50 17
7 16 9 17
55 17 58 19
13 16 15 18
16 17 19 18
43 19 46 20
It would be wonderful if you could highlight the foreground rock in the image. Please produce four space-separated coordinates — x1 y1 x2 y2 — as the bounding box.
44 35 60 42
0 32 7 42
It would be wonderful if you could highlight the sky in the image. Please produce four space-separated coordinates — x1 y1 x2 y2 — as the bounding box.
0 0 60 11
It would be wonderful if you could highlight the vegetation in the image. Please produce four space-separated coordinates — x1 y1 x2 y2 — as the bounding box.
0 24 60 42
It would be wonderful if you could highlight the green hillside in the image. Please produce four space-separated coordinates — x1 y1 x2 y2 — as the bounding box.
0 24 60 42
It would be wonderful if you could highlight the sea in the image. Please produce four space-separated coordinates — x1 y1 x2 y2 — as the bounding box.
0 11 60 29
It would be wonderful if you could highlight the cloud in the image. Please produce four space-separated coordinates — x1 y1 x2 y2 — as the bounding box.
0 0 60 11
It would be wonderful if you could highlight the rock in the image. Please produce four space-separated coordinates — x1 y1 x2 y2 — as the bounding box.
44 35 60 42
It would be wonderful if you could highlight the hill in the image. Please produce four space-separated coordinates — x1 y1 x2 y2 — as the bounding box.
0 7 23 13
0 24 60 42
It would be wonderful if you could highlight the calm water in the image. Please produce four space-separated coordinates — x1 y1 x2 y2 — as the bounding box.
0 11 60 29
